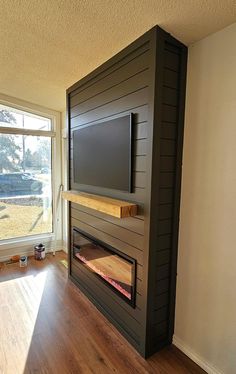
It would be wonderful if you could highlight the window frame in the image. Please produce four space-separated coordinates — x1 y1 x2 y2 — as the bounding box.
0 96 62 250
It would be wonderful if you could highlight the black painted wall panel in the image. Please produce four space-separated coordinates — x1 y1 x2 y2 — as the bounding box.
66 26 187 358
70 41 150 97
70 70 149 118
71 104 148 129
70 50 150 107
146 32 187 356
68 32 153 355
70 203 145 234
70 87 149 125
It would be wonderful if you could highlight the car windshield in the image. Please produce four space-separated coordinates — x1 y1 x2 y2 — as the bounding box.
22 173 32 180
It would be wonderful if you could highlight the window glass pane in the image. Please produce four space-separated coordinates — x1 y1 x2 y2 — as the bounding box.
0 133 52 240
0 104 51 131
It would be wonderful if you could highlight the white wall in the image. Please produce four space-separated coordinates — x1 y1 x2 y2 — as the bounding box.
174 23 236 374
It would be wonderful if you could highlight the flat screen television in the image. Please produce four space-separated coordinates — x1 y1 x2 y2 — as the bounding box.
72 114 132 192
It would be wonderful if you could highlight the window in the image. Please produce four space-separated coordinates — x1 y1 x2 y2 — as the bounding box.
0 104 57 241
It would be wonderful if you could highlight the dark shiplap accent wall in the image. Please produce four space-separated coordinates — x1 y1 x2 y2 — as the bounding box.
68 32 153 355
145 31 187 355
67 26 187 357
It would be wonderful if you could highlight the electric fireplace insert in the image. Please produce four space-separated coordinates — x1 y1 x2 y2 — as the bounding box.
72 228 136 307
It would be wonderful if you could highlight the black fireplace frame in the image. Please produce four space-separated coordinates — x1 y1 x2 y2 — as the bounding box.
72 227 136 308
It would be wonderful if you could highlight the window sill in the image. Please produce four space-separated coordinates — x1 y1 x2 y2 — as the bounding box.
0 232 54 251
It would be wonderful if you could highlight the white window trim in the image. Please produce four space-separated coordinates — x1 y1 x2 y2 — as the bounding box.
0 93 62 258
0 126 55 137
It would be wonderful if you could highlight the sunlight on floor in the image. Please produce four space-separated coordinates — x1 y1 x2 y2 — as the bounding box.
0 271 48 374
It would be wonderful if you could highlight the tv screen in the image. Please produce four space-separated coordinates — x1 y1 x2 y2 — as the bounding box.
72 114 132 192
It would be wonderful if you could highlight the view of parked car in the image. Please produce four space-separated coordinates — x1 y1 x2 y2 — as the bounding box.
0 173 43 195
40 167 50 174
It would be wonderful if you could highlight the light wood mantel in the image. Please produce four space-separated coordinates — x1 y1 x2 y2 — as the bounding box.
62 190 138 218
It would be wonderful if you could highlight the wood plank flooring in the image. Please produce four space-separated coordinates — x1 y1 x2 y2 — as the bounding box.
0 251 205 374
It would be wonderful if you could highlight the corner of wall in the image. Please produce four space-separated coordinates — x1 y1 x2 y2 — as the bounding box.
173 335 223 374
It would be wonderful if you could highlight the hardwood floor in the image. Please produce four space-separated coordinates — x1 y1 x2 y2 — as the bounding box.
0 252 205 374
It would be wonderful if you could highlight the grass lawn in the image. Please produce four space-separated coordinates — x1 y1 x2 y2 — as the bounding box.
0 197 52 241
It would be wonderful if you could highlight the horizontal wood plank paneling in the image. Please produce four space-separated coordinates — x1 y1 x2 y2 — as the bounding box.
133 156 146 172
71 262 141 340
161 122 177 139
136 278 143 295
71 203 144 235
155 278 170 295
165 42 181 54
71 104 148 129
71 88 149 125
162 104 177 123
160 139 176 156
67 26 187 358
134 139 147 156
163 87 178 106
134 122 148 139
70 41 150 97
71 208 144 250
159 189 174 204
160 172 175 188
157 235 172 251
156 264 170 281
153 321 168 339
158 204 173 220
136 264 143 280
149 35 187 352
157 220 172 236
164 68 179 89
156 249 171 266
133 172 146 188
164 50 180 72
153 306 168 322
154 292 169 310
71 70 149 118
70 50 150 107
160 157 176 172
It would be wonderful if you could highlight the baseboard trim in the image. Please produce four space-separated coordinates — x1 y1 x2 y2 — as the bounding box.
173 335 222 374
0 242 65 262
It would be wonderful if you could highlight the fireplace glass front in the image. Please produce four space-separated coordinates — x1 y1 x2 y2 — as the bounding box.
72 228 136 307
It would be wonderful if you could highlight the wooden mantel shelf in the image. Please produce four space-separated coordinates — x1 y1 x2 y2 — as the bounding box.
62 190 138 218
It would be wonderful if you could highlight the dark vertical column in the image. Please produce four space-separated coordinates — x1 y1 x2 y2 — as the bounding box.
146 28 188 357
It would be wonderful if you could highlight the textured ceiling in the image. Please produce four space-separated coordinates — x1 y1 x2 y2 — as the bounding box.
1 0 236 111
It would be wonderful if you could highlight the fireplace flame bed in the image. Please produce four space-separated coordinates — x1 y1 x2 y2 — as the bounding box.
73 228 136 307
